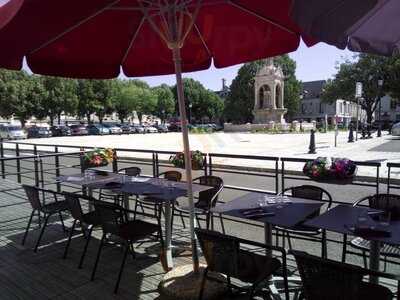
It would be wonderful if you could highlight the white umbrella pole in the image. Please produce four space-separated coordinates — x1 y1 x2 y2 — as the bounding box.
172 46 199 274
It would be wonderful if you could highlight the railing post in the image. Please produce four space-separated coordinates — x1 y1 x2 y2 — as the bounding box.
112 149 118 173
55 146 61 192
376 164 380 195
15 143 21 183
79 147 85 173
34 156 40 187
275 159 279 195
208 155 213 176
39 158 44 188
281 160 285 194
203 154 208 177
0 138 5 179
33 144 37 156
387 165 391 194
155 153 160 177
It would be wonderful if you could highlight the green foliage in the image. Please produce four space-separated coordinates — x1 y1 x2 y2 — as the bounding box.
224 55 301 123
153 84 175 123
172 78 223 122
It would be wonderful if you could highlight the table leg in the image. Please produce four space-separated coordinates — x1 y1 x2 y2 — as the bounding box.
123 193 132 219
264 223 272 257
163 201 174 270
369 240 380 284
88 187 94 211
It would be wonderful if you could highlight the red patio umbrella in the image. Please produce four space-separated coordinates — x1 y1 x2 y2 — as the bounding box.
0 0 315 272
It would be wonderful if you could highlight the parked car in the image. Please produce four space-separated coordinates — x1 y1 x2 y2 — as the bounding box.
103 124 122 134
0 125 27 140
144 125 158 133
50 125 71 137
168 122 181 132
131 124 145 134
27 126 52 138
116 123 133 134
86 124 110 135
155 124 169 133
69 124 88 136
391 122 400 136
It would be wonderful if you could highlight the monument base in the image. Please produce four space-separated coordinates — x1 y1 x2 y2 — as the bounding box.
253 107 287 124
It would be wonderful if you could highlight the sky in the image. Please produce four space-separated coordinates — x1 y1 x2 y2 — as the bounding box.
126 41 356 91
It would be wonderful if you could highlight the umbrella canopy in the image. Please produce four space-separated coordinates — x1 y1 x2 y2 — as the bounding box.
0 0 315 272
292 0 400 56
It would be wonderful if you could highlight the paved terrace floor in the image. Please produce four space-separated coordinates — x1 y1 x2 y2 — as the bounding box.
0 178 398 299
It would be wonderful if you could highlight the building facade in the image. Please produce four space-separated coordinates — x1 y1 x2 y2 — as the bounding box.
294 80 364 126
374 95 400 124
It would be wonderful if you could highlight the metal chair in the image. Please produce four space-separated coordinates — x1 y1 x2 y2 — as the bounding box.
174 175 225 232
276 185 333 258
99 166 142 205
62 192 102 269
342 194 400 270
21 185 69 252
291 250 395 300
134 171 183 224
90 201 163 294
196 228 289 300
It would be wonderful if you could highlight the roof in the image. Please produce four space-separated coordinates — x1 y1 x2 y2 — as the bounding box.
302 80 326 99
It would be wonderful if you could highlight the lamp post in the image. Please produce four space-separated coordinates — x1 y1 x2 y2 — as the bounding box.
188 103 193 125
377 79 384 137
161 109 165 124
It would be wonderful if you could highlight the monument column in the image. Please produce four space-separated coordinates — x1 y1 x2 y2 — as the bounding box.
271 83 276 109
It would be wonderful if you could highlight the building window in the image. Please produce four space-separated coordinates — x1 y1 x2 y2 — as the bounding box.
319 103 323 113
302 103 306 114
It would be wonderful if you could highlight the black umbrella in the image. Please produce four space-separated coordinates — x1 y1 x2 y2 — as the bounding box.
291 0 400 56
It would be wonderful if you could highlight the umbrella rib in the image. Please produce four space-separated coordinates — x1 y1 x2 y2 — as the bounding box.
121 17 145 65
29 0 121 55
228 0 296 35
184 6 211 57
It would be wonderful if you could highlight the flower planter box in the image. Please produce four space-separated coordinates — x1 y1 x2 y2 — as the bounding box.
169 150 205 170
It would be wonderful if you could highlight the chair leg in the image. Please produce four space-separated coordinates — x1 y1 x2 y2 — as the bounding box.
63 219 77 259
195 214 202 229
341 234 347 263
198 268 208 300
180 211 186 228
58 211 66 232
219 214 225 234
22 210 35 246
133 199 139 221
78 225 94 269
362 250 368 268
114 241 130 294
322 230 327 258
248 283 256 300
34 214 50 252
91 233 106 281
286 232 293 250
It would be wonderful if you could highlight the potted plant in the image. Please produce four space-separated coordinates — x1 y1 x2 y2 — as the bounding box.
82 148 114 169
303 157 357 184
169 150 205 170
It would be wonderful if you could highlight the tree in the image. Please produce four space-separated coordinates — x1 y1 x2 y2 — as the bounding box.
153 84 175 123
322 54 390 124
40 76 78 125
224 55 300 123
91 79 118 123
132 86 157 124
113 82 136 123
172 78 223 123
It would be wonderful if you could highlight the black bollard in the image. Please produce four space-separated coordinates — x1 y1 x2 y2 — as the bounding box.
367 125 372 139
361 126 366 139
308 129 316 154
348 124 354 143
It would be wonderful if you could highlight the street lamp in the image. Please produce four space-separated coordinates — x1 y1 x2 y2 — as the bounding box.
377 79 384 137
161 109 165 124
355 82 363 141
188 103 193 124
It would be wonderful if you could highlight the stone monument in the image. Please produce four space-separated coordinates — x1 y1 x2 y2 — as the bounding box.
253 58 287 123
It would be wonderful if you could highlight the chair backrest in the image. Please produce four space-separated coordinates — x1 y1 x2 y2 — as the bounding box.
94 201 125 235
291 250 366 300
118 167 141 177
162 170 182 182
284 185 333 216
195 228 239 277
63 192 94 221
194 176 223 210
22 185 42 210
368 194 400 220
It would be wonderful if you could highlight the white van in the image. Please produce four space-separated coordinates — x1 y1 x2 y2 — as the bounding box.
0 125 27 140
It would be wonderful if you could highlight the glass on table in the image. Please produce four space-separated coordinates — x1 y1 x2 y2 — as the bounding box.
378 211 391 227
355 210 369 229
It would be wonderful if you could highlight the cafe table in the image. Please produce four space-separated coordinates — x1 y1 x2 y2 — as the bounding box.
304 204 400 284
57 172 213 270
211 192 324 299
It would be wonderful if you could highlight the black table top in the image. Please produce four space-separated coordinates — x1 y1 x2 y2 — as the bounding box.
57 173 212 201
212 192 324 228
304 205 400 245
